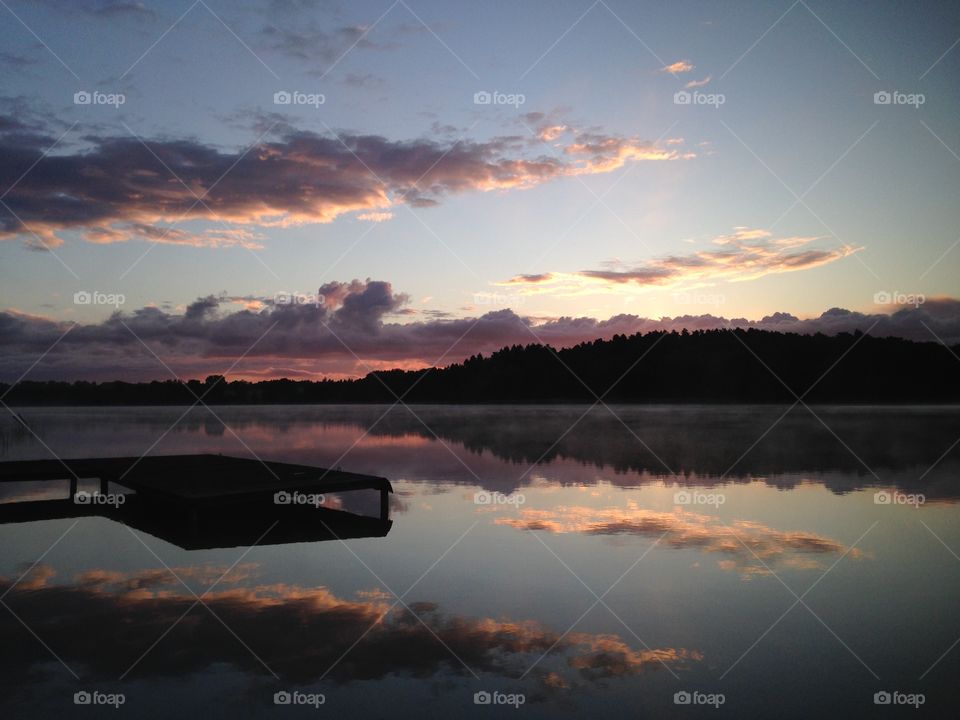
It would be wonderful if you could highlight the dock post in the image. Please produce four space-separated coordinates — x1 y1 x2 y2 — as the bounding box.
380 487 389 521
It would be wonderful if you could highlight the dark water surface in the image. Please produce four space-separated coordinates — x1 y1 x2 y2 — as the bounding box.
1 405 958 718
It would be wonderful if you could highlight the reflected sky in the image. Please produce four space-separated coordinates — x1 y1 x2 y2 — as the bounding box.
1 405 959 717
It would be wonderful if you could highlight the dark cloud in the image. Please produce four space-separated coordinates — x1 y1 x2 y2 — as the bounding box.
260 23 391 63
0 107 61 152
0 279 958 381
0 51 38 67
340 72 384 88
266 0 336 12
27 0 155 18
0 119 685 248
511 273 554 283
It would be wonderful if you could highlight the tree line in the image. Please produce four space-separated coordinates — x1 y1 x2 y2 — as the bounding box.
2 328 957 405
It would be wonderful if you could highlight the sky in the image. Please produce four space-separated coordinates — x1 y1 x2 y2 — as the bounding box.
0 0 958 380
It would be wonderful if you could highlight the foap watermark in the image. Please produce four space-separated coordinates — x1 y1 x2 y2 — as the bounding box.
273 690 325 708
873 290 925 307
674 690 725 708
74 491 126 508
473 292 525 307
274 90 325 108
275 291 325 307
274 490 326 508
874 490 925 508
473 690 525 708
473 90 525 108
474 490 525 506
74 290 125 308
74 690 125 708
674 490 725 508
672 291 725 307
874 90 925 108
874 690 925 708
74 90 125 108
674 90 725 108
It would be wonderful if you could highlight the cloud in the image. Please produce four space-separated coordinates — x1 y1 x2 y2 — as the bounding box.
0 118 688 248
341 72 385 88
499 228 860 295
661 60 694 74
260 23 390 63
0 51 38 68
80 224 266 249
536 124 568 141
511 273 554 283
1 278 958 381
29 0 155 17
684 76 711 89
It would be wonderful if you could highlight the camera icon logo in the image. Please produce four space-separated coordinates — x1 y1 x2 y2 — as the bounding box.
74 691 91 705
674 691 692 705
273 90 292 105
473 91 492 105
474 691 491 705
74 491 92 504
873 290 891 304
74 290 92 305
274 491 291 505
874 491 891 505
673 90 691 105
274 691 291 705
874 91 891 105
673 491 691 505
874 691 891 705
473 491 492 505
74 91 91 105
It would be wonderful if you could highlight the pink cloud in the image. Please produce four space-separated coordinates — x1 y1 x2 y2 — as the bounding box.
0 119 690 248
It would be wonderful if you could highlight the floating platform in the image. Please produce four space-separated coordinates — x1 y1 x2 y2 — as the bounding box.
0 454 393 549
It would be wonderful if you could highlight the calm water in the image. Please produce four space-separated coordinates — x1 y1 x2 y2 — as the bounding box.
1 405 959 718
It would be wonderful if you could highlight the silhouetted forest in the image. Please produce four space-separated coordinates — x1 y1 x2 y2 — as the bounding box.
3 328 958 405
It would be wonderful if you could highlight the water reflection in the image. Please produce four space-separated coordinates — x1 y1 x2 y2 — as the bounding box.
491 504 859 577
0 489 391 550
3 405 956 499
1 405 958 717
0 563 700 688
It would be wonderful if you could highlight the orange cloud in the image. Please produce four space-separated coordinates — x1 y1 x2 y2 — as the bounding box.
537 124 568 141
498 228 861 297
661 60 694 73
81 224 265 249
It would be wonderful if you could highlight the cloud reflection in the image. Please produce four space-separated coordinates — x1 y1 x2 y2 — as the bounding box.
0 564 701 688
494 504 859 577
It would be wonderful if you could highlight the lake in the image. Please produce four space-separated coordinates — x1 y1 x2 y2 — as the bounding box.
1 404 958 718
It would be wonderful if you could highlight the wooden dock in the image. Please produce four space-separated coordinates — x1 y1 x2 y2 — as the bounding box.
0 454 393 549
